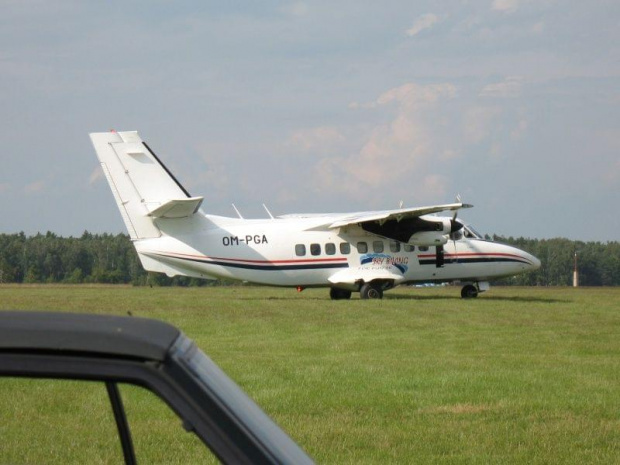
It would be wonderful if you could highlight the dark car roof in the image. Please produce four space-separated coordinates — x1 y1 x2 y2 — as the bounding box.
0 311 180 361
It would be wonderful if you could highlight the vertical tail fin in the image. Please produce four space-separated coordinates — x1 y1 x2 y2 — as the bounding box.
89 131 203 240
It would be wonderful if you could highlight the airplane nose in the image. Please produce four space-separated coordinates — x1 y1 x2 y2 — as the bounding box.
527 253 541 270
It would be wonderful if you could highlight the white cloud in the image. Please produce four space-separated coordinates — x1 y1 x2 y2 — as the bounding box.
352 82 457 110
280 2 309 17
24 180 45 194
286 126 345 152
314 82 457 198
440 149 460 161
462 106 502 144
88 166 103 185
420 174 448 198
603 159 620 185
532 21 545 34
479 76 524 98
405 13 439 36
492 0 520 13
510 119 528 140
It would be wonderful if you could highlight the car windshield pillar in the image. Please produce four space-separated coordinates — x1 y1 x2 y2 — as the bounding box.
106 381 137 465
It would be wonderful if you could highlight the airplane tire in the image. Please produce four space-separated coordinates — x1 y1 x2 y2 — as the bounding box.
360 283 383 300
330 288 352 300
461 284 478 299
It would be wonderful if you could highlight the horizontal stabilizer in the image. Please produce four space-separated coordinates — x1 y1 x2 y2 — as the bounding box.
148 197 204 218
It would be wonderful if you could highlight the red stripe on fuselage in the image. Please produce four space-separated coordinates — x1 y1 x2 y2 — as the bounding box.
152 251 348 265
418 252 531 262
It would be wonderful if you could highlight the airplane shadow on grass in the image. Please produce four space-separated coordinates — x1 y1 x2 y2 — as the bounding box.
235 294 568 304
384 294 568 303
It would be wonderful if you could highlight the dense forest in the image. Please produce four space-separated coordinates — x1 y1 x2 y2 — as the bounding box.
0 232 618 286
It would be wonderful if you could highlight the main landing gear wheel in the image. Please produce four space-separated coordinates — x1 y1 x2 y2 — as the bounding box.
360 283 383 300
461 284 479 299
330 288 352 300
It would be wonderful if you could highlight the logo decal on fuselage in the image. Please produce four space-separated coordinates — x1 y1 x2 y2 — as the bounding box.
360 253 409 274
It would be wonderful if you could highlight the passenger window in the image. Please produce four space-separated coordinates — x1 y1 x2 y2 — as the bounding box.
404 244 415 252
310 243 321 256
357 242 368 253
295 244 306 256
390 241 400 253
340 243 350 254
419 246 429 252
325 243 336 255
373 241 384 253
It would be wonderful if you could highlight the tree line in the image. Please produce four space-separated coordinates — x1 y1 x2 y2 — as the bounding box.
0 232 210 287
0 231 618 286
490 235 619 286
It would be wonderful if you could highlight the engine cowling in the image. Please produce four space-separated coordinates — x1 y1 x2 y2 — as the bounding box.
408 231 449 246
360 215 464 246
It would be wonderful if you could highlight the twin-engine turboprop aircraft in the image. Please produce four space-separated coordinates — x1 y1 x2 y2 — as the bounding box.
90 131 540 299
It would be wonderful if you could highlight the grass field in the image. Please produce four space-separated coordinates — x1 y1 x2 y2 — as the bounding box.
1 285 619 464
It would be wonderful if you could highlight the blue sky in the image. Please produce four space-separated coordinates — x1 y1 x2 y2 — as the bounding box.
1 1 618 241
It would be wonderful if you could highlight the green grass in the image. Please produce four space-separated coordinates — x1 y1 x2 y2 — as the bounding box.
1 285 619 464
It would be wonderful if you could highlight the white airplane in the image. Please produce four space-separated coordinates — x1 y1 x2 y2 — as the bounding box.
90 130 540 300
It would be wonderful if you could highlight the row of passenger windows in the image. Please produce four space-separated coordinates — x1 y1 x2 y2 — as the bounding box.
295 241 428 257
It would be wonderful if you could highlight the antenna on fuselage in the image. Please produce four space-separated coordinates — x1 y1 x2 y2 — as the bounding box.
232 204 244 219
263 204 274 219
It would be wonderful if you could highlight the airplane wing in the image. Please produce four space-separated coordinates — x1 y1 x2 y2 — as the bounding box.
328 202 472 229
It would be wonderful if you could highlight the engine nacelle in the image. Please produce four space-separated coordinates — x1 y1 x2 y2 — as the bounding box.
408 231 448 246
360 215 462 246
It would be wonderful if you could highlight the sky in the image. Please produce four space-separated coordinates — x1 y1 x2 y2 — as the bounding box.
1 0 619 241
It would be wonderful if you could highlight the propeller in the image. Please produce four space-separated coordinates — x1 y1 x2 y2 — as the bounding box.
438 195 466 267
449 208 460 265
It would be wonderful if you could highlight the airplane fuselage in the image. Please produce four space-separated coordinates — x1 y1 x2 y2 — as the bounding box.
134 214 540 291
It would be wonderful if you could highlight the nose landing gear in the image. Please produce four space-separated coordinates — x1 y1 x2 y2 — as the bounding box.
461 281 489 298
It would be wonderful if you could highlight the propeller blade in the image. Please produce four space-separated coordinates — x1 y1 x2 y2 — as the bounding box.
450 218 464 233
451 195 464 264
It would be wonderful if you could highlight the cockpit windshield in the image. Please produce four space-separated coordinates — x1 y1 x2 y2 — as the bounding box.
463 224 484 240
450 221 486 241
